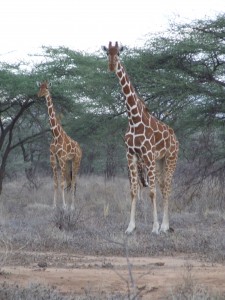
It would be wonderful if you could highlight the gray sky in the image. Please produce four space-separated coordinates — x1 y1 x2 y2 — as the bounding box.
1 0 224 63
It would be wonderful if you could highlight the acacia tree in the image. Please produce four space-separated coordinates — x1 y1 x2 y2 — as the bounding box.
134 13 225 198
2 13 225 196
146 14 225 122
0 67 48 194
0 48 128 194
34 47 128 176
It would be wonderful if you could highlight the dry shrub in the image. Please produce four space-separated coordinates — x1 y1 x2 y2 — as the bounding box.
172 170 225 214
0 282 73 300
169 262 224 300
1 175 225 262
51 207 86 231
0 233 12 273
1 174 225 298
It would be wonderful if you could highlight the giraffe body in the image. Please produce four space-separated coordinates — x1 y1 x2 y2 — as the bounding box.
37 81 82 209
103 42 179 234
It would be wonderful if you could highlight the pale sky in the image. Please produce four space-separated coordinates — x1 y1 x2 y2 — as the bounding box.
0 0 224 63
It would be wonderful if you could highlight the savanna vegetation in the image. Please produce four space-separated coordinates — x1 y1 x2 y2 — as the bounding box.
1 14 225 196
1 14 225 299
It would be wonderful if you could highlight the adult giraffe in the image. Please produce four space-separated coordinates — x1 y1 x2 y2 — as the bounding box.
102 42 179 234
37 81 82 210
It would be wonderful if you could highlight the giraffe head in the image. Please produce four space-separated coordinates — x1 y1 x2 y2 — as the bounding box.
102 41 124 72
37 80 51 98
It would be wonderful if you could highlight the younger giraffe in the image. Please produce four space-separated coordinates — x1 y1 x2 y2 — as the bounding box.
102 42 179 234
37 81 82 210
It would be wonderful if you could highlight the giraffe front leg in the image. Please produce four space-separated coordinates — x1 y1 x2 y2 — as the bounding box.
60 162 67 210
125 154 138 234
50 152 58 209
125 192 137 234
160 197 169 233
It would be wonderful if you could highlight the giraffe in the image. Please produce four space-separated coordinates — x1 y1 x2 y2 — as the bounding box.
37 81 82 210
102 42 179 234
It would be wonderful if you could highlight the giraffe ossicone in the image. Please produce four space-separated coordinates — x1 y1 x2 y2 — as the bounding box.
37 81 82 210
103 42 179 235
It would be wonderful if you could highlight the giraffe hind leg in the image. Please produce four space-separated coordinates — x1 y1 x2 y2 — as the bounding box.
156 158 170 232
70 158 80 210
143 157 159 234
65 161 72 191
157 157 176 233
59 159 67 210
149 181 160 234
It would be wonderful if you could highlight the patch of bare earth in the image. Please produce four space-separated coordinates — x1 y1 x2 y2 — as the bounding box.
1 251 225 299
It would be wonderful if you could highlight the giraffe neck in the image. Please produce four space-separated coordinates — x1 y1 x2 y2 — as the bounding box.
45 93 62 138
115 61 144 121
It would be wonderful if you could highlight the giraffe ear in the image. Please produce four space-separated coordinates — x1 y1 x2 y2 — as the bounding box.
36 81 41 87
48 82 52 87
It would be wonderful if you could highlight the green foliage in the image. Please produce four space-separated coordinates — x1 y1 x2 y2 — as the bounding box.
1 13 225 192
135 14 225 172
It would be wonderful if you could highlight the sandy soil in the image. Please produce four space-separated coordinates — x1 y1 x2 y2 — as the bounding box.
1 251 225 299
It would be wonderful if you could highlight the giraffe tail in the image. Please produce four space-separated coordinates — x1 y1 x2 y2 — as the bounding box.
138 163 149 187
65 161 72 191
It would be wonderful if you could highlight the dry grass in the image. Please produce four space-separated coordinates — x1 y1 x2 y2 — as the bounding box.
0 175 225 299
0 282 74 300
0 175 225 260
169 262 225 300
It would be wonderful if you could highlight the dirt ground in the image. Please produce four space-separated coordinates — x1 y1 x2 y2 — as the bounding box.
1 251 225 299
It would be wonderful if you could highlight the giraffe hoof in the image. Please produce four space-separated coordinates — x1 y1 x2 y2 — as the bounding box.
125 229 135 235
160 226 174 234
152 222 160 235
125 223 136 234
160 223 171 233
169 227 174 232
